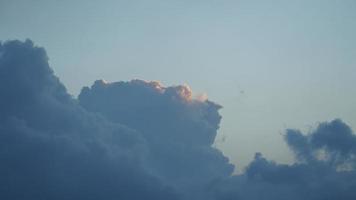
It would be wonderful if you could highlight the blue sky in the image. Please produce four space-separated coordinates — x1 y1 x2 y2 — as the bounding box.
1 0 355 169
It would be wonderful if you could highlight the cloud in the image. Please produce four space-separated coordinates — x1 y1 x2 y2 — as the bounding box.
78 78 234 199
0 39 233 200
286 119 356 167
211 119 356 200
0 40 179 200
1 39 356 200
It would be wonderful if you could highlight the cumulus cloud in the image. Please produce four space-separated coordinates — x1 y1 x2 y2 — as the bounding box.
211 119 356 200
0 39 233 200
286 119 356 168
0 40 179 200
78 78 234 199
1 39 356 200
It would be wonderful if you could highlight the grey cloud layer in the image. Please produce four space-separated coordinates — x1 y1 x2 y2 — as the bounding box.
1 40 356 200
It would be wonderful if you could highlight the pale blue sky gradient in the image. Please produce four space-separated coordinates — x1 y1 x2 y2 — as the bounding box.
1 0 356 170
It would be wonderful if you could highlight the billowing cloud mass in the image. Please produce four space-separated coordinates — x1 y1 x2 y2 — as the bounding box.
0 40 179 200
211 119 356 200
1 39 356 200
78 79 234 199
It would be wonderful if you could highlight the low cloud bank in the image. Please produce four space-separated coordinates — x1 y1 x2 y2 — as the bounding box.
212 119 356 200
1 40 355 200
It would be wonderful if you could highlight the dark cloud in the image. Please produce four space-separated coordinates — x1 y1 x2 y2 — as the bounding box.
211 119 356 200
0 40 179 200
1 39 356 200
78 79 234 199
286 119 356 167
0 39 232 200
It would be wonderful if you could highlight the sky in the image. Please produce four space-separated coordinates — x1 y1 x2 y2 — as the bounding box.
1 0 356 170
2 1 356 199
